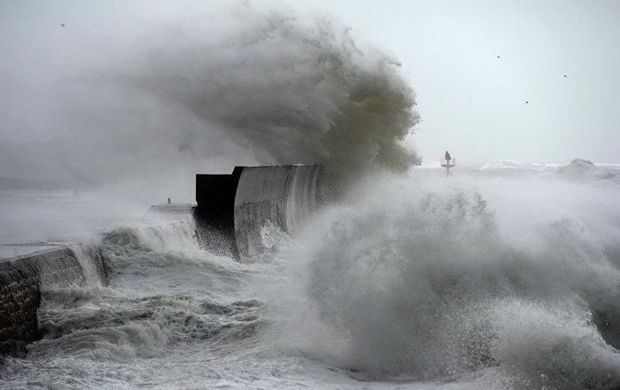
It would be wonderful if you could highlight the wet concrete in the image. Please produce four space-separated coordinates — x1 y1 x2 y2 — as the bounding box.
0 244 107 358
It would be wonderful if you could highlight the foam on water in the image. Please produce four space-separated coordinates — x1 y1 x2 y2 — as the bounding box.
263 168 620 388
1 167 619 389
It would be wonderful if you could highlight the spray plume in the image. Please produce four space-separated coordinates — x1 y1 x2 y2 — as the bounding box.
1 5 419 189
120 5 420 180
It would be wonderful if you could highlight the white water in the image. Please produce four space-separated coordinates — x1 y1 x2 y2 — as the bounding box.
1 164 619 389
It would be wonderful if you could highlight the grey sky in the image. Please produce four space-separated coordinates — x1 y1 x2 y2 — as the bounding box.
1 0 619 173
298 0 620 164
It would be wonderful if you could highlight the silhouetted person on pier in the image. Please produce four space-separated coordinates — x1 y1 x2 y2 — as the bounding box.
445 151 451 162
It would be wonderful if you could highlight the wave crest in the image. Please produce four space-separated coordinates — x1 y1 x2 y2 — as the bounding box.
121 5 420 180
269 178 620 387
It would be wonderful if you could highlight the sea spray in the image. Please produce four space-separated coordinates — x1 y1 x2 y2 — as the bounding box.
123 5 419 181
2 4 419 188
265 171 620 388
2 168 619 389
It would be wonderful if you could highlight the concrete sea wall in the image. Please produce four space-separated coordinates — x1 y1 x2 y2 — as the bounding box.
195 165 322 259
0 244 108 358
234 165 320 258
1 165 320 358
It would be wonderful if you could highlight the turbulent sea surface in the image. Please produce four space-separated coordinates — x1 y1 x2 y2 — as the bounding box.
1 162 620 389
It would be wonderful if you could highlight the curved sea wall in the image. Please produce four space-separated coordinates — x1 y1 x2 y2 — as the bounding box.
195 165 322 259
234 165 320 258
0 245 108 358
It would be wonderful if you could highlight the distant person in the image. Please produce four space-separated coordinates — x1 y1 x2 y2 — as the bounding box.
445 151 451 162
167 198 171 204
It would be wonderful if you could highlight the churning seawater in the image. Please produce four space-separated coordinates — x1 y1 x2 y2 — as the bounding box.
1 164 619 389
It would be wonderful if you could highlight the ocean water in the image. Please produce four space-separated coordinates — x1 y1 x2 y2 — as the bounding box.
1 163 619 389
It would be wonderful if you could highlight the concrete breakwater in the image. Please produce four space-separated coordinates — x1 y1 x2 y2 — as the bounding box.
0 165 321 358
0 244 108 358
194 165 323 259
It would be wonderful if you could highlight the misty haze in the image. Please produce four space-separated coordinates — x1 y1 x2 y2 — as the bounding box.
1 1 619 389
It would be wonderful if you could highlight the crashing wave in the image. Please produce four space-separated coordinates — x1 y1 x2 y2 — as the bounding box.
267 175 620 388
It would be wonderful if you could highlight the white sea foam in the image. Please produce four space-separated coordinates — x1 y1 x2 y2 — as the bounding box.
264 169 620 388
1 167 619 389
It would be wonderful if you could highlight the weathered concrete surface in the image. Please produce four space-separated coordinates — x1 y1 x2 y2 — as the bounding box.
0 244 108 358
0 245 61 260
194 165 321 259
234 165 320 258
149 204 196 215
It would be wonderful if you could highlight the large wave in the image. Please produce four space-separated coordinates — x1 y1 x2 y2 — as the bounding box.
0 5 419 188
265 172 620 389
118 5 420 181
